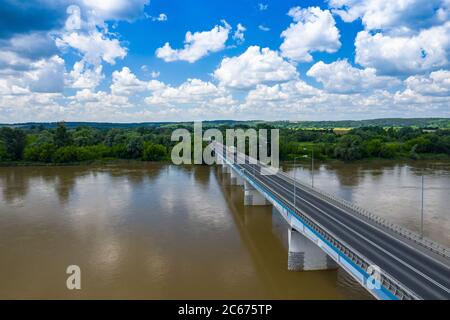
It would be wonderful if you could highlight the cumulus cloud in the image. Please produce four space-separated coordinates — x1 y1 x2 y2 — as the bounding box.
145 78 236 110
355 24 450 75
0 55 65 94
330 1 450 75
233 24 246 44
156 21 231 63
258 25 270 31
328 0 449 34
0 1 150 40
213 46 298 89
56 7 128 90
240 79 450 120
57 30 127 65
65 60 103 89
80 0 150 24
0 32 60 75
405 70 450 96
25 56 66 93
111 67 150 96
0 0 141 95
280 6 341 62
307 60 401 93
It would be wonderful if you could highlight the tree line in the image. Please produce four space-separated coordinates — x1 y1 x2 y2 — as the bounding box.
0 122 449 163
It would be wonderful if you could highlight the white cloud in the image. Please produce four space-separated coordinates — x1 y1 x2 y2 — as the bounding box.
328 0 449 34
0 79 29 96
258 3 269 11
246 80 319 103
25 56 66 93
233 24 246 44
405 70 450 96
144 78 236 109
240 79 450 120
151 71 160 78
111 67 150 96
56 10 128 90
156 21 231 63
67 60 103 89
0 55 65 94
280 6 341 62
307 60 401 93
149 13 168 22
57 30 127 65
81 0 150 24
71 88 129 106
213 46 298 89
0 91 66 123
258 25 270 31
355 23 450 75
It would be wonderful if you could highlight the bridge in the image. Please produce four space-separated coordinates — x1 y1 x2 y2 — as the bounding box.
214 142 450 300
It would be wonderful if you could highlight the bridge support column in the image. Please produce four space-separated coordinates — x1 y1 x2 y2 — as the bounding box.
230 169 244 186
244 180 270 206
288 228 337 271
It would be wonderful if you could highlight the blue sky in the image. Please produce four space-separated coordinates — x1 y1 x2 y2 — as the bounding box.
0 0 449 123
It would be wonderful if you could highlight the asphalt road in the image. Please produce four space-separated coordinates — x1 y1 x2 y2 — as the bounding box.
220 148 450 299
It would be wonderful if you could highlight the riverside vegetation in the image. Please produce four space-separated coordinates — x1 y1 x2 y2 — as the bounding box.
0 119 449 164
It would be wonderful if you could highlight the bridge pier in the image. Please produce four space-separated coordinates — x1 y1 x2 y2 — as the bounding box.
244 180 271 206
288 228 338 271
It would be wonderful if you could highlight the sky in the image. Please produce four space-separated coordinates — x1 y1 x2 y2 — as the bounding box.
0 0 449 123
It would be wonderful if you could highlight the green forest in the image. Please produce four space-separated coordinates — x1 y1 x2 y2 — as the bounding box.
0 121 449 164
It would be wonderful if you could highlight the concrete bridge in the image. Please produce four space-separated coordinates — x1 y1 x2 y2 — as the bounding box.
214 143 450 300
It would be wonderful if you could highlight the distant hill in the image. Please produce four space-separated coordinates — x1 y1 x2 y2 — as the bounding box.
1 118 449 129
275 118 450 129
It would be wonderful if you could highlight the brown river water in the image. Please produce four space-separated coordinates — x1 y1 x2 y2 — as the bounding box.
0 160 449 299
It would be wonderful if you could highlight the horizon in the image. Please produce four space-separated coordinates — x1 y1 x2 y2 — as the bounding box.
2 116 450 126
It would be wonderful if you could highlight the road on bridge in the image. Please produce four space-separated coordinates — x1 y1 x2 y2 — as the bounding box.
220 147 450 299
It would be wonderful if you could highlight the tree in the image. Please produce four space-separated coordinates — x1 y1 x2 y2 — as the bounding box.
24 143 57 162
73 127 102 146
380 143 399 158
334 135 363 161
125 136 144 159
52 146 78 163
54 122 72 147
0 141 7 161
143 143 167 161
0 127 26 160
364 139 382 157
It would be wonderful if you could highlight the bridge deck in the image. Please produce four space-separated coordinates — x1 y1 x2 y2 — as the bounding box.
218 146 450 299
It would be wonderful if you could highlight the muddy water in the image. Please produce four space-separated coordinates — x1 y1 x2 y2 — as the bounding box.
0 160 448 299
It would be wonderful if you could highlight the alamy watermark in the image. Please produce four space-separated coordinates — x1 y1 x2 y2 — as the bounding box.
66 265 81 290
170 121 279 174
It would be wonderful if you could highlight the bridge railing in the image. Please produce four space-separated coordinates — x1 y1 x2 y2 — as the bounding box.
215 144 419 300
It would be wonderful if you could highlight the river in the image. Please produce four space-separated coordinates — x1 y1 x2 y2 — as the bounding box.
0 160 448 299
